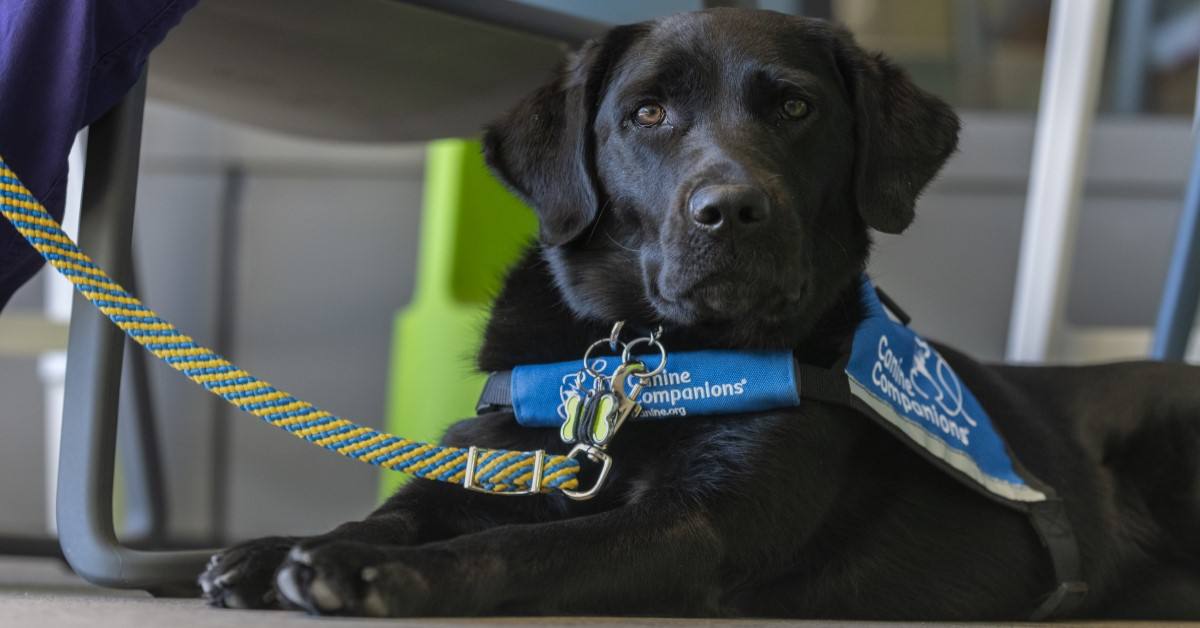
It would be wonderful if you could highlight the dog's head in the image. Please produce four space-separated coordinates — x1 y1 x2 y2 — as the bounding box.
484 9 958 348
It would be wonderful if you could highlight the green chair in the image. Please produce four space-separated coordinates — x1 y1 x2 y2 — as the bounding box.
380 138 537 498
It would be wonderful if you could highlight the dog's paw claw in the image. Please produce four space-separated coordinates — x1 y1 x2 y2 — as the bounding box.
199 536 294 610
306 577 344 612
220 590 249 609
274 564 305 610
272 541 435 617
287 544 312 564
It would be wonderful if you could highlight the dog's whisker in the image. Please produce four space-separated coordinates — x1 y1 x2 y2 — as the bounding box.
605 232 640 255
584 198 616 245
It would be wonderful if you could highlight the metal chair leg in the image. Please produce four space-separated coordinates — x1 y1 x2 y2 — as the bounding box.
1005 0 1113 362
1152 137 1200 360
56 66 215 595
120 298 169 544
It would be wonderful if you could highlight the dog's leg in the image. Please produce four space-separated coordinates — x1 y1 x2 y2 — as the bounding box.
1079 364 1200 564
271 411 868 617
273 497 725 617
201 413 564 609
1096 564 1200 619
200 478 547 610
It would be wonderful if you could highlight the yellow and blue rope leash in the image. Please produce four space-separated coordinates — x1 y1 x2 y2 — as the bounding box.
0 156 580 496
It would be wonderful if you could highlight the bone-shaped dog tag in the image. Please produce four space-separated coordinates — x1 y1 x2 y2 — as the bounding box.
561 390 583 443
561 379 622 447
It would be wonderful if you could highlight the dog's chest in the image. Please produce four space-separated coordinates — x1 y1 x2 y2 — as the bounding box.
600 404 871 502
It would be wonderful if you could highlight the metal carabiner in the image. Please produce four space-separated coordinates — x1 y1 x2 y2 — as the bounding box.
559 324 667 501
560 444 614 501
610 360 646 430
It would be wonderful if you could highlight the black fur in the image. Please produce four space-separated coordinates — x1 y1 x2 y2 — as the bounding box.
200 9 1200 619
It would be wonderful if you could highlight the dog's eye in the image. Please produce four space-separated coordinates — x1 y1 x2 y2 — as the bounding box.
781 98 810 120
634 103 666 127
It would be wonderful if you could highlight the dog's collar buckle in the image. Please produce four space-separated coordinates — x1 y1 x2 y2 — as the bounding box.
559 444 614 501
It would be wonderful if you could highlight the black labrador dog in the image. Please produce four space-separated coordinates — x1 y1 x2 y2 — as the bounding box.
199 9 1200 620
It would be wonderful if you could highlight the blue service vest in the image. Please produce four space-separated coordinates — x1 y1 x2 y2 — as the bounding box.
476 276 1086 618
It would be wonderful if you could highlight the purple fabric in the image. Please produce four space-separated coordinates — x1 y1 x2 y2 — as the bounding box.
0 0 197 311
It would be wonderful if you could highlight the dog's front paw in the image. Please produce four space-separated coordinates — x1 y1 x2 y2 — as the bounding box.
274 541 453 617
200 536 296 609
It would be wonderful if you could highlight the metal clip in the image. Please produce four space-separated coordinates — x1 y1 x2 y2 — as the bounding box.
607 321 625 352
555 322 669 500
560 444 614 501
462 446 545 496
608 360 647 433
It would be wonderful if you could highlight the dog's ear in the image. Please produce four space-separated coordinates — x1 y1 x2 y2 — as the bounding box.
483 25 644 246
834 32 960 234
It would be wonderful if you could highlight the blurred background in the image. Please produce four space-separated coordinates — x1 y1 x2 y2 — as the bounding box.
0 0 1196 552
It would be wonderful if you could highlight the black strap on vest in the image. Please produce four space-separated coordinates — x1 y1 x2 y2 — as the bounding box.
873 286 912 326
794 362 852 405
476 360 1088 619
476 370 513 414
1027 498 1089 619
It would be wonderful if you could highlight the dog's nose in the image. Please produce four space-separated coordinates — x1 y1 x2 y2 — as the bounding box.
687 185 771 232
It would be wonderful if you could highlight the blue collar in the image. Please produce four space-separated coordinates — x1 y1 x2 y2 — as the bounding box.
477 275 1050 506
